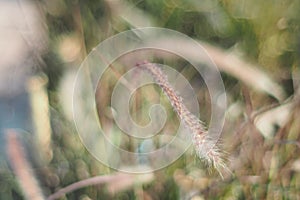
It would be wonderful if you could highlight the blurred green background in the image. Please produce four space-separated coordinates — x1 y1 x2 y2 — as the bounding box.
1 0 300 199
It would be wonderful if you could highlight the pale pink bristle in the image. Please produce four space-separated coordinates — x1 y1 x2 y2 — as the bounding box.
137 61 228 176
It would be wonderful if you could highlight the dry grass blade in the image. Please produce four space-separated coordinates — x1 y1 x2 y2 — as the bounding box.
5 129 45 200
146 38 286 101
201 42 286 101
47 173 154 200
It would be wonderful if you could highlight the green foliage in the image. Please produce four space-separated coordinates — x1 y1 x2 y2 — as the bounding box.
1 0 300 199
40 0 300 198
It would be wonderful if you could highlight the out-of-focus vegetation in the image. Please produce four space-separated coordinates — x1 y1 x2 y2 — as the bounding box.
1 0 300 199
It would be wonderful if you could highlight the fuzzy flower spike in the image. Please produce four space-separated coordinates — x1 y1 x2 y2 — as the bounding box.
136 61 228 177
